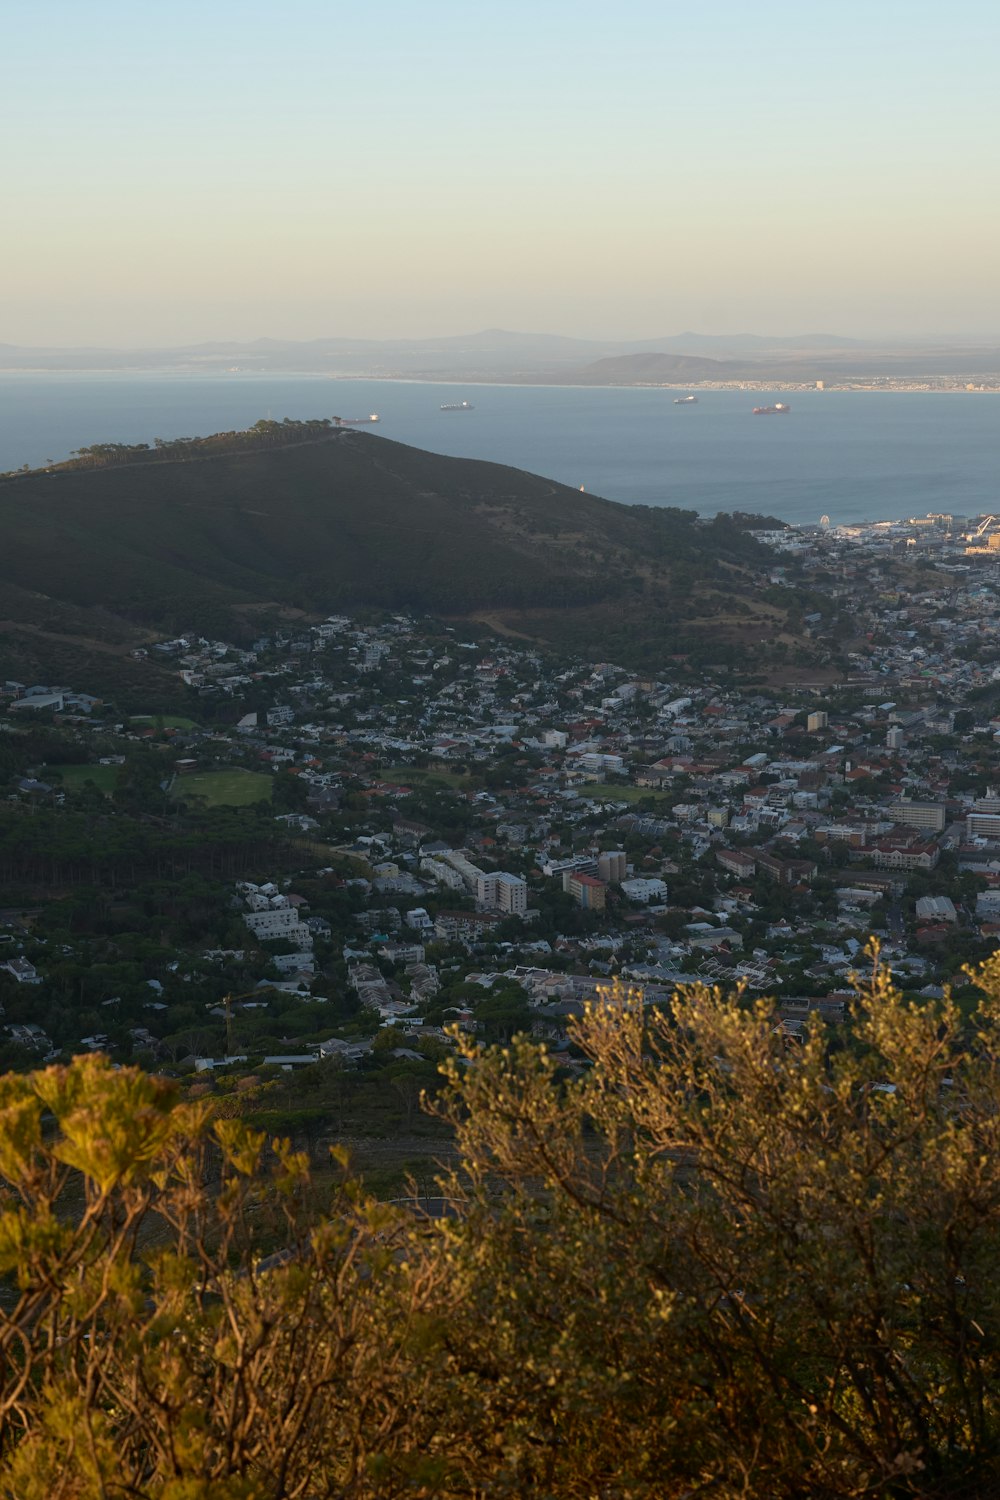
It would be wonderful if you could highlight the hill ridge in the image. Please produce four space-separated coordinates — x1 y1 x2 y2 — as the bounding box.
0 427 795 692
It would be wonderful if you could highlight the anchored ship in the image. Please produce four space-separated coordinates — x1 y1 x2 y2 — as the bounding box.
335 414 381 425
752 403 791 415
673 395 699 404
440 400 474 411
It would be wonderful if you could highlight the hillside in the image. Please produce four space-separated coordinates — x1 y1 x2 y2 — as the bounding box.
565 346 1000 386
0 426 796 687
567 351 741 384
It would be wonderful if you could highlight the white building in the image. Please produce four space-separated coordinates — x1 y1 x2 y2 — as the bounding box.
1 957 42 984
915 895 957 924
243 907 313 949
579 752 625 775
477 872 528 915
420 857 466 891
441 849 486 892
404 907 435 935
621 877 669 904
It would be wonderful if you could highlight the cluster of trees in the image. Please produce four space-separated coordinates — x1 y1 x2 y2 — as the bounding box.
2 951 1000 1495
0 803 286 887
59 419 344 472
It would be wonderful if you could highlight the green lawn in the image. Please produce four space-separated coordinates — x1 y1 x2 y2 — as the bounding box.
170 769 272 806
131 715 198 730
45 763 119 794
382 766 472 790
579 783 674 806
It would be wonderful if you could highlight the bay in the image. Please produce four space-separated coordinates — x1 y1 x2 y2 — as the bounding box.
0 372 996 528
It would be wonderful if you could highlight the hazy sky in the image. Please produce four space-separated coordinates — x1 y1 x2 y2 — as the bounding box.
4 0 999 345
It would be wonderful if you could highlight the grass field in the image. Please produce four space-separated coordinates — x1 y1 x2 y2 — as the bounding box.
45 763 119 794
131 714 198 730
382 766 472 790
578 784 674 806
171 769 272 806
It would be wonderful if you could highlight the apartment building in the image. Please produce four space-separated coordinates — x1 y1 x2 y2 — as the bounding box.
476 871 528 915
566 873 606 910
888 799 947 833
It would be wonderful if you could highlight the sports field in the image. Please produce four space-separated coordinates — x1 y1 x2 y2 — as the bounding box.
170 769 272 806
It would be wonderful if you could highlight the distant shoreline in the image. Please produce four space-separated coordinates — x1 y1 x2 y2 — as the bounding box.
0 368 998 395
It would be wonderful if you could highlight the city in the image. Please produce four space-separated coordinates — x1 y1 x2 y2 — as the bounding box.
5 512 1000 1094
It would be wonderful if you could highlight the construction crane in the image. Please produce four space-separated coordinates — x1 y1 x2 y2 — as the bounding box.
220 987 273 1057
973 515 999 538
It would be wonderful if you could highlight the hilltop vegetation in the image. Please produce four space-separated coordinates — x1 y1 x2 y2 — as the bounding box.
2 958 1000 1496
0 424 794 680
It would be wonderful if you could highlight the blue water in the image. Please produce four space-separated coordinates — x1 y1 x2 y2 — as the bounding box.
0 372 996 527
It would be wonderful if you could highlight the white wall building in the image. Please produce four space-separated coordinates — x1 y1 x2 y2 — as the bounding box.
621 877 669 904
578 752 625 774
477 872 528 915
404 907 435 935
243 908 313 949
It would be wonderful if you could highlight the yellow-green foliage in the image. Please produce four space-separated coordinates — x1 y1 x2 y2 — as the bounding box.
2 952 1000 1496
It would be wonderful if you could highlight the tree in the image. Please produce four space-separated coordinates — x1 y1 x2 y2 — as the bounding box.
431 953 1000 1496
386 1058 438 1129
0 1057 465 1497
472 985 531 1043
5 957 1000 1494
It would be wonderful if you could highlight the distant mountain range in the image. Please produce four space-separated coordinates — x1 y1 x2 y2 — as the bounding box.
3 327 998 381
0 428 794 694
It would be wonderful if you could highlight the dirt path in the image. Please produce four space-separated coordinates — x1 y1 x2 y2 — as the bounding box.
0 618 157 654
462 611 543 642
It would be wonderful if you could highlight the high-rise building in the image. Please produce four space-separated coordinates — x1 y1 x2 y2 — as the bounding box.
476 872 528 915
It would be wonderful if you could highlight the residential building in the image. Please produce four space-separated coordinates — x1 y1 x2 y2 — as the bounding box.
404 907 435 935
243 908 313 948
566 873 606 910
755 853 818 886
717 849 757 879
476 872 528 915
620 877 668 904
1 957 41 984
870 840 940 871
888 799 947 833
434 910 505 943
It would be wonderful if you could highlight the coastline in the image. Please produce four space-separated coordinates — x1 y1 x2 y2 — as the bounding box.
1 367 998 395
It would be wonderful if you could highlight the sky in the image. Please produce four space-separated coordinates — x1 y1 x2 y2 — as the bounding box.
3 0 999 346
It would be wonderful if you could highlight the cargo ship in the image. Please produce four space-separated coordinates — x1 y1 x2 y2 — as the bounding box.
440 400 474 411
335 414 381 425
673 395 699 404
752 403 791 415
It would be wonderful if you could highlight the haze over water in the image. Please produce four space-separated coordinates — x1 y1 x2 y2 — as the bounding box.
1 373 996 529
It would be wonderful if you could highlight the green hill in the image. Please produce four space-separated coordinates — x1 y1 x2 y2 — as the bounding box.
0 424 793 682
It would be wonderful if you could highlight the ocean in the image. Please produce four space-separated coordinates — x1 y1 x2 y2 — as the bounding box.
0 372 996 528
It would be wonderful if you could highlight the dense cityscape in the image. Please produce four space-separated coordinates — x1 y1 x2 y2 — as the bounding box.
5 510 1000 1102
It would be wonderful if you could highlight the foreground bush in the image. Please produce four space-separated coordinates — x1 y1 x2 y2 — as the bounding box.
1 948 1000 1496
